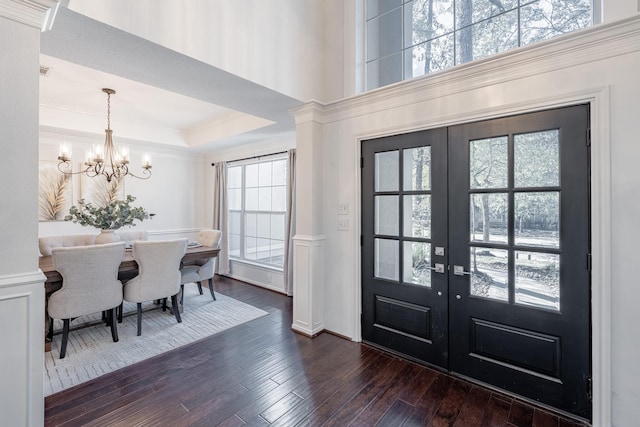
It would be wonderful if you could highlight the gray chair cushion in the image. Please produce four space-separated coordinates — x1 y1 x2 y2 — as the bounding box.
48 242 126 320
124 239 188 303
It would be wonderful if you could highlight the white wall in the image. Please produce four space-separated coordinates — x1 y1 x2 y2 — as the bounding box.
66 0 347 103
294 15 640 427
38 130 207 239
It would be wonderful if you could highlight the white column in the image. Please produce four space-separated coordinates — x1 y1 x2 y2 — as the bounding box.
290 102 326 337
0 1 59 426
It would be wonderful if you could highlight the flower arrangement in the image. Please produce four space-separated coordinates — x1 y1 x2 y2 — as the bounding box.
65 195 153 230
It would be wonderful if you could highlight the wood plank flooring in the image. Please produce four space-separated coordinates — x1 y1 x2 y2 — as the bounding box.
45 276 590 427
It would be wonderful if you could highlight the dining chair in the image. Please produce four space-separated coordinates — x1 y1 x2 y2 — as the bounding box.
123 239 188 336
39 234 98 256
180 229 222 305
48 242 126 359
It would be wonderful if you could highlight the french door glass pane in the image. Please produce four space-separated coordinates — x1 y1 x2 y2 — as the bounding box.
375 238 399 281
470 247 508 301
515 251 560 311
514 192 560 248
469 137 508 189
403 195 431 238
403 241 432 287
470 193 508 244
375 195 399 236
403 146 431 190
514 130 559 187
375 151 399 191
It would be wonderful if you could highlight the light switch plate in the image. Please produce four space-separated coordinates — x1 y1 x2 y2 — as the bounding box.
338 217 349 230
338 202 349 215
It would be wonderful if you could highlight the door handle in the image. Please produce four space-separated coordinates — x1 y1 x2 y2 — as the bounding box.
453 265 472 276
427 263 445 274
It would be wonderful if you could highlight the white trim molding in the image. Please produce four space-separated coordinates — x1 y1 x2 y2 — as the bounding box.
0 0 59 31
0 271 45 427
291 234 325 337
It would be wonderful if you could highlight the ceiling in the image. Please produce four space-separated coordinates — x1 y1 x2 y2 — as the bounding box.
39 6 302 154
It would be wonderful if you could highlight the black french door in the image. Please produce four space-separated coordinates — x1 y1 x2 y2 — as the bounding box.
361 105 591 419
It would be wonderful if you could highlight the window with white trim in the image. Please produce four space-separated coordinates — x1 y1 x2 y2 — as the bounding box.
366 0 593 91
227 157 287 269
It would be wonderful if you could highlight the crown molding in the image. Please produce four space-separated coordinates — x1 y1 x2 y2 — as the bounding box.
0 0 59 31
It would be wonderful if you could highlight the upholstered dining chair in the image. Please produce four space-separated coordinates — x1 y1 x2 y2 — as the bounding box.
123 239 188 336
48 242 126 359
180 229 222 305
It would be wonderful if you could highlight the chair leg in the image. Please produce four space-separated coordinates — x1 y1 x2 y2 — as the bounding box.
197 282 203 295
109 308 119 342
162 298 167 311
171 294 182 323
180 284 185 306
117 302 123 323
60 319 70 359
136 303 142 336
47 316 54 341
208 278 216 301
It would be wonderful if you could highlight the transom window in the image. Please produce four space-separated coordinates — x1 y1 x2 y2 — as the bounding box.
227 157 287 269
365 0 593 90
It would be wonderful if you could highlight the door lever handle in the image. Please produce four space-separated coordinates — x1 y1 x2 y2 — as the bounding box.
427 263 445 274
453 265 472 276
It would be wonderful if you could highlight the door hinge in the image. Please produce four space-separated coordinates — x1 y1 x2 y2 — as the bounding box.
587 253 592 272
586 128 591 147
360 157 364 168
587 376 592 400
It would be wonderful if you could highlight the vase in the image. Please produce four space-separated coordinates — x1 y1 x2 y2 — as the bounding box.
95 229 120 245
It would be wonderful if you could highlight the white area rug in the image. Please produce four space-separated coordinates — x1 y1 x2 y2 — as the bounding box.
44 287 268 396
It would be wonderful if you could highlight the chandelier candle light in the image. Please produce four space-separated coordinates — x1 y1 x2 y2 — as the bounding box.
57 88 152 182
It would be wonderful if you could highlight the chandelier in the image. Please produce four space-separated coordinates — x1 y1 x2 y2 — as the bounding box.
57 88 152 182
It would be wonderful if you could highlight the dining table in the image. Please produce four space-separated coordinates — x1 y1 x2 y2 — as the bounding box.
39 245 220 352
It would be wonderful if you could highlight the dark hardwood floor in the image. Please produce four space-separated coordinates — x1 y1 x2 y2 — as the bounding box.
45 276 590 427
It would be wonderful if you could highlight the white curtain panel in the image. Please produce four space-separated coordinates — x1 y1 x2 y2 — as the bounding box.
283 149 296 296
213 162 229 275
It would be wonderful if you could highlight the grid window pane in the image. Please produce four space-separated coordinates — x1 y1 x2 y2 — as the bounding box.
246 164 259 188
515 251 560 310
245 188 259 211
366 0 592 90
227 157 288 269
228 166 242 188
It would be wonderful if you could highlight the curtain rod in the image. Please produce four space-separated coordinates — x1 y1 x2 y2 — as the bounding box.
211 150 288 166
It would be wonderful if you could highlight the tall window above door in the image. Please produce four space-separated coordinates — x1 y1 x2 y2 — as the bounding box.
227 157 287 270
365 0 593 90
